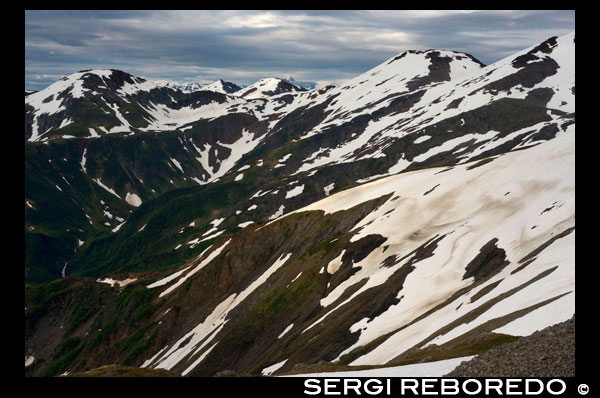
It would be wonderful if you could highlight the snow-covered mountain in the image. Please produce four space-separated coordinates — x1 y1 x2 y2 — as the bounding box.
25 32 575 378
233 77 307 99
158 79 242 94
284 76 317 90
24 70 252 142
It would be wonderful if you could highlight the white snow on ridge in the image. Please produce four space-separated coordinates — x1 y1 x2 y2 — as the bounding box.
181 343 218 376
117 77 158 97
26 70 113 141
93 178 120 199
139 98 248 132
290 32 574 175
96 277 137 288
103 99 132 134
535 32 575 113
147 264 194 289
26 32 573 152
159 239 231 298
204 129 263 183
96 277 117 286
234 78 300 100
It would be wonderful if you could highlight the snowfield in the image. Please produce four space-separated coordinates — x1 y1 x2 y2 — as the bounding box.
283 355 475 377
287 125 574 365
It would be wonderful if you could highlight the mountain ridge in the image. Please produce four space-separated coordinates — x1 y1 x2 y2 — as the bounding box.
25 32 574 378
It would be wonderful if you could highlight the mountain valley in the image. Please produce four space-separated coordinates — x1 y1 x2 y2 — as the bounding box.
25 31 575 378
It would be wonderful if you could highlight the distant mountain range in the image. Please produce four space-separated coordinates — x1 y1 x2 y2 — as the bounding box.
156 79 242 94
282 76 317 90
25 31 574 378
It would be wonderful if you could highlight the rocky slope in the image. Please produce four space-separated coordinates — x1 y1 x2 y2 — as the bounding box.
446 316 575 377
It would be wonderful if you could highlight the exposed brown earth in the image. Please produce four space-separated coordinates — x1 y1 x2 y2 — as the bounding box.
68 364 180 377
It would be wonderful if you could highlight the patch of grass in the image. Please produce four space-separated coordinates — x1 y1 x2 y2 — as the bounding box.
53 337 82 359
307 235 342 256
119 328 159 365
66 290 100 334
26 278 71 305
39 339 84 377
91 316 119 348
128 302 155 326
120 327 148 354
116 285 155 314
66 305 95 334
25 278 83 324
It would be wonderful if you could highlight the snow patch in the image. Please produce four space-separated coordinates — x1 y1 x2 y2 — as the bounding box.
278 324 294 339
285 184 305 199
262 359 288 376
125 192 142 207
268 205 285 220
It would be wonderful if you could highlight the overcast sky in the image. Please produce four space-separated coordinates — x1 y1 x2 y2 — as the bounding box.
25 10 575 91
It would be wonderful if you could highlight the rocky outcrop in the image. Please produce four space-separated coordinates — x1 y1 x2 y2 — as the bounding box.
445 316 575 377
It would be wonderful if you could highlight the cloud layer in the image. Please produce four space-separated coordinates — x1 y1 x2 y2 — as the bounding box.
25 10 574 91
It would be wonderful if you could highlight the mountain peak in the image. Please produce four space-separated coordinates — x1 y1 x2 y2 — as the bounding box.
155 79 241 94
234 77 306 99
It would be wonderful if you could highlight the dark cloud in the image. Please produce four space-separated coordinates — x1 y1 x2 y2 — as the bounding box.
25 10 574 91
